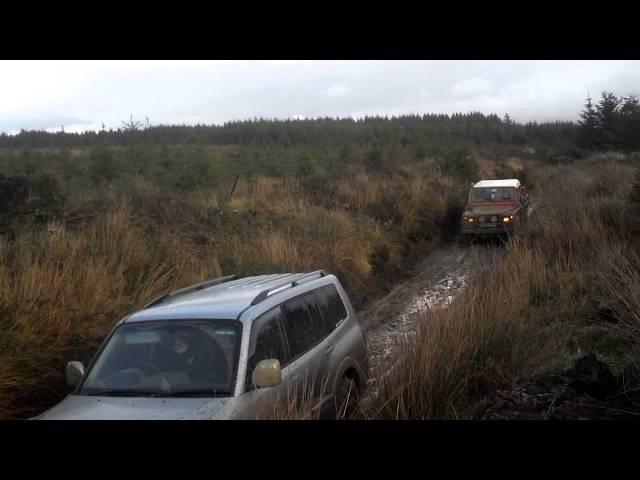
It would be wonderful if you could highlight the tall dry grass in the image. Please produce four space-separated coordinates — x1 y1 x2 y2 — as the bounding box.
1 162 468 418
228 176 305 218
370 156 640 419
221 205 395 304
254 371 361 420
335 164 466 243
0 204 221 418
372 241 566 419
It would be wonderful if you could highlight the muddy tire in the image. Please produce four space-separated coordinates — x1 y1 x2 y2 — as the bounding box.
335 375 360 419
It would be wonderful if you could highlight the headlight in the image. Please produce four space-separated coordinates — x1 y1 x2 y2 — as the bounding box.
503 215 514 223
464 217 475 224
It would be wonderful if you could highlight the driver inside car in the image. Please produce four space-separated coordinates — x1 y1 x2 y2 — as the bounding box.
168 331 230 384
167 333 210 382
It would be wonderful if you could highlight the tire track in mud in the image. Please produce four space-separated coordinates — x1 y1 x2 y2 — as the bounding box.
356 241 501 409
356 202 537 410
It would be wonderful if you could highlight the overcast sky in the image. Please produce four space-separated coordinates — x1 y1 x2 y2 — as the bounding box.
1 60 639 134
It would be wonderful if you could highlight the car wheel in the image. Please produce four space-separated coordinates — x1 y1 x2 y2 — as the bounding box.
335 375 360 419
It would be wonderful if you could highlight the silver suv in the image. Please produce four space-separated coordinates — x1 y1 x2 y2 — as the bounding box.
34 271 369 420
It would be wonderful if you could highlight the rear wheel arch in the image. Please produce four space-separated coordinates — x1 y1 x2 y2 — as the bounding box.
331 357 362 393
342 367 361 391
334 369 362 418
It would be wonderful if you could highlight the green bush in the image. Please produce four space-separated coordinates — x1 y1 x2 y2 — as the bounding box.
437 149 480 182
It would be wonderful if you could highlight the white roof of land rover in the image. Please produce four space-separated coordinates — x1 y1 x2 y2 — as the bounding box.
473 179 520 188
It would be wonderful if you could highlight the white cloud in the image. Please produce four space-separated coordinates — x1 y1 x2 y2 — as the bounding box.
451 77 494 97
326 84 349 97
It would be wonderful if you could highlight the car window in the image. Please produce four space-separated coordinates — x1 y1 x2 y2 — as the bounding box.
281 296 324 360
304 292 328 336
246 307 287 390
471 187 515 202
79 320 241 397
315 284 348 332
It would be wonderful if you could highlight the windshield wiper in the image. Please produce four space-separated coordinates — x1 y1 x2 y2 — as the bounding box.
84 389 164 397
158 389 231 398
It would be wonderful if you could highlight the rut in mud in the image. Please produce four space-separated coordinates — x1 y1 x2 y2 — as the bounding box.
357 239 504 407
356 200 538 409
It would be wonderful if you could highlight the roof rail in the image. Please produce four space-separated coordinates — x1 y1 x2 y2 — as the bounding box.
250 270 327 306
144 274 238 309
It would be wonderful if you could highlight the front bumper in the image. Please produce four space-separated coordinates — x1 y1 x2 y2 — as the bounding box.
462 223 514 236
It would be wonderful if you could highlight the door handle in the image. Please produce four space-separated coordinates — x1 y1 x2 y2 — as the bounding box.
288 373 299 383
324 345 335 355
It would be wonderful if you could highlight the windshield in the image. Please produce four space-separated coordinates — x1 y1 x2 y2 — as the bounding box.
78 320 241 397
470 187 516 202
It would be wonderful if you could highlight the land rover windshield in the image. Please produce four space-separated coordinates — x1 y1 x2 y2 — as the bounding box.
78 320 241 397
470 187 516 202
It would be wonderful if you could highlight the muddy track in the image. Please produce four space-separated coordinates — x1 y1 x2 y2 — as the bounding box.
356 203 537 409
358 241 516 408
356 240 498 406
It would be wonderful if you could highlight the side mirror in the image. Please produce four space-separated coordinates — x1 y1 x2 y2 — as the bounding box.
252 359 282 388
66 361 85 387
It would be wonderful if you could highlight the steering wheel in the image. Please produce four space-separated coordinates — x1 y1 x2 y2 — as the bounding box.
131 360 161 375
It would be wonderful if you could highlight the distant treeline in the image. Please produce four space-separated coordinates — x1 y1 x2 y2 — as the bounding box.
0 113 577 151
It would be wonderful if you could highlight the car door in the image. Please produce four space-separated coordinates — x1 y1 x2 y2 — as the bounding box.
302 291 335 401
312 284 351 412
280 294 330 417
239 306 293 419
